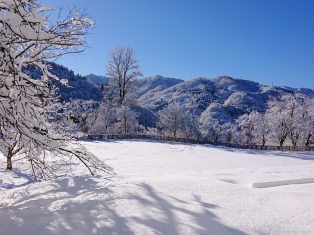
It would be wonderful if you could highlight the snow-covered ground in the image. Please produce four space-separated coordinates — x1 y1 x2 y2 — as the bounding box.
1 140 314 235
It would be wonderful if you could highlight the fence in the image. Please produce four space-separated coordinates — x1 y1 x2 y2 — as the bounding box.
86 134 314 152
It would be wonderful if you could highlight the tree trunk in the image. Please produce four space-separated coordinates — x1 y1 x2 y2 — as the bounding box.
5 143 23 171
262 136 266 147
305 133 312 147
6 155 12 170
124 117 127 134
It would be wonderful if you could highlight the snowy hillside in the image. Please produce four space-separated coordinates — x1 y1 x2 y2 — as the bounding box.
26 62 314 124
1 140 314 235
83 73 312 123
85 74 111 87
133 75 184 98
26 63 103 101
135 76 310 123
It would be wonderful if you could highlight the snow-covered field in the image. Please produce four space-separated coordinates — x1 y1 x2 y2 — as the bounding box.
1 140 314 235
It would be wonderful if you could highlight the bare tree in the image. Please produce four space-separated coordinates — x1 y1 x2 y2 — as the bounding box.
237 110 272 146
63 99 97 133
0 0 111 177
90 99 116 134
266 96 291 147
221 123 236 144
265 94 307 147
180 112 201 139
301 98 314 146
106 46 142 105
285 95 304 146
201 117 223 143
254 112 270 147
237 112 258 145
114 106 141 134
0 132 23 170
159 102 185 139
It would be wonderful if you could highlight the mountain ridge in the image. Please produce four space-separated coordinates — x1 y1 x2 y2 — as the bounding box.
27 63 314 125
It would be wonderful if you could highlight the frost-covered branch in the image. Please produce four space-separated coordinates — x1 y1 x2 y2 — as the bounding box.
0 0 111 178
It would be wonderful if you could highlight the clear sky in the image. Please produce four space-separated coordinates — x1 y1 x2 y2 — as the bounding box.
43 0 314 89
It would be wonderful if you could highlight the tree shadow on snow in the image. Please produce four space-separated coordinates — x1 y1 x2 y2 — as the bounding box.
125 183 247 235
0 176 132 235
0 170 35 189
0 177 247 235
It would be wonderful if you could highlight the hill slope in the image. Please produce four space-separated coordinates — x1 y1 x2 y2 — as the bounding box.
134 76 313 123
26 63 103 101
85 74 111 87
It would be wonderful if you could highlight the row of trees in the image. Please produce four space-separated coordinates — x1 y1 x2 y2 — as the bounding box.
158 94 314 147
238 94 314 147
69 91 314 148
161 94 314 147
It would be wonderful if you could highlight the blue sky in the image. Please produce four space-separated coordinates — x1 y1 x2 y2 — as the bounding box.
44 0 314 89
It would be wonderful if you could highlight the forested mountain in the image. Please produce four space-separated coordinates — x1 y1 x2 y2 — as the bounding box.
25 63 103 101
133 76 313 124
26 63 314 125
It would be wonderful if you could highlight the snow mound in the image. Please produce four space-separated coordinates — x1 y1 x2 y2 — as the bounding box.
252 178 314 188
